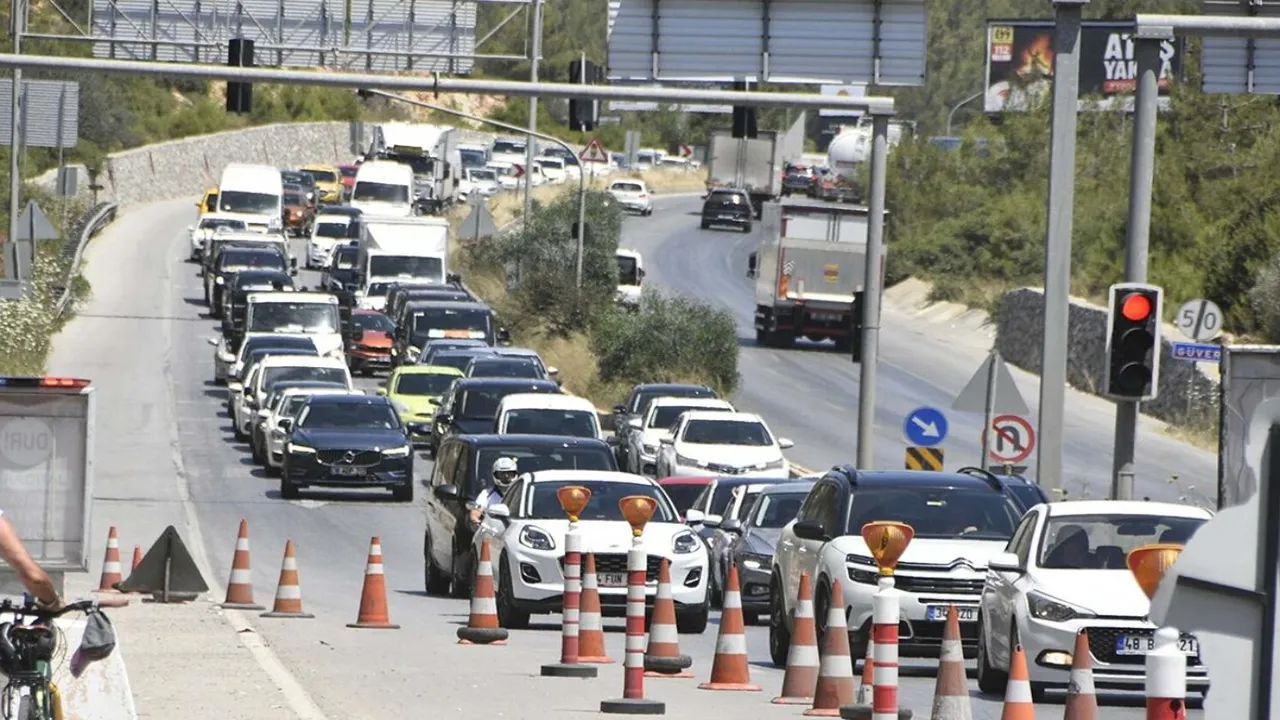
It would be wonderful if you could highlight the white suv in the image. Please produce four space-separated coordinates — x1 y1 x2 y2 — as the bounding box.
655 410 792 479
625 397 736 476
608 179 653 215
768 466 1024 667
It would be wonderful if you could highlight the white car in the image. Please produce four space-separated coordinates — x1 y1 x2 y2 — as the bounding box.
655 410 792 479
307 213 354 269
213 334 317 386
976 500 1212 701
475 469 709 633
494 393 601 440
536 156 567 184
230 355 352 441
769 466 1025 667
188 214 248 261
608 179 653 215
626 397 735 476
261 386 360 471
459 167 500 202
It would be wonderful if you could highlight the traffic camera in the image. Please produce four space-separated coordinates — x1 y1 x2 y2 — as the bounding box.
1103 282 1164 401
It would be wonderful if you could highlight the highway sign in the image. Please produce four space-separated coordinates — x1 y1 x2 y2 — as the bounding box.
580 137 609 163
983 414 1035 464
903 406 948 447
14 201 58 242
904 446 944 472
679 143 693 158
952 351 1028 415
1171 342 1222 364
512 164 525 178
1174 298 1223 342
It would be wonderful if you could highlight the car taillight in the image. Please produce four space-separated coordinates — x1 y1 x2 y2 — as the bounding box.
639 194 648 199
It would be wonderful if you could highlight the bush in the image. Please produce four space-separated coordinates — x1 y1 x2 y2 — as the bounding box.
1250 253 1280 342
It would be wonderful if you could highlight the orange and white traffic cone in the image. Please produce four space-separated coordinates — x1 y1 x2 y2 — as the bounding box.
456 539 507 644
930 604 973 720
773 571 819 704
644 558 691 677
219 518 264 610
698 565 761 691
1001 644 1036 720
854 636 875 706
131 545 142 572
96 526 123 593
578 553 612 663
805 580 855 717
1063 630 1098 720
261 540 314 619
347 536 400 629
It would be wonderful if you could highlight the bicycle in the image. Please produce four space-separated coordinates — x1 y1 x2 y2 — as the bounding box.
0 596 130 720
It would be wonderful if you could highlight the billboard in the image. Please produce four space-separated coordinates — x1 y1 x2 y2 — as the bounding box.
984 20 1183 113
1218 346 1280 510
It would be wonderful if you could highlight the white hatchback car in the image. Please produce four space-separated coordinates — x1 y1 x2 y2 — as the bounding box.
494 393 601 440
231 355 352 440
654 410 792 479
475 469 709 633
608 179 653 215
976 500 1212 701
625 397 736 476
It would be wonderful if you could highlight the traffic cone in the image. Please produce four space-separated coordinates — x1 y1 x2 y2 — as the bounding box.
854 637 875 705
131 545 142 572
219 518 264 610
1063 630 1098 720
1001 644 1035 720
261 540 314 619
805 580 855 717
644 558 692 677
347 536 400 629
578 553 612 663
930 604 973 720
96 526 123 592
773 571 819 704
456 539 507 644
698 565 761 691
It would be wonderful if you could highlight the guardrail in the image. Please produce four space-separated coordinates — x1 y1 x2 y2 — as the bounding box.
54 202 119 318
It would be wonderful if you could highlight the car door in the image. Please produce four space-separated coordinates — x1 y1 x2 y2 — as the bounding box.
628 403 660 474
432 386 457 448
790 481 839 608
479 477 524 563
775 483 821 614
444 445 475 572
427 441 461 570
657 415 687 478
983 508 1040 669
234 364 260 426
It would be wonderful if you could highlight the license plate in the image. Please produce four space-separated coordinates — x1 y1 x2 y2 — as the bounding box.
1115 634 1199 656
332 466 366 477
598 572 627 588
926 605 978 623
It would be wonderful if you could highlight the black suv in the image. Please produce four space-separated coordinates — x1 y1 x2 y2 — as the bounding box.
277 394 413 502
205 246 290 312
700 188 753 233
423 434 619 597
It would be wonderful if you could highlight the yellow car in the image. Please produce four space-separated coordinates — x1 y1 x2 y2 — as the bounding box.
379 365 464 443
302 164 344 204
196 186 218 216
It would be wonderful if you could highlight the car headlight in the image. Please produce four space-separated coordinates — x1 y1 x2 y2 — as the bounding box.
845 553 879 584
1026 590 1096 623
762 458 785 470
740 552 771 571
325 348 344 359
672 530 700 554
215 276 225 285
381 445 410 457
641 444 657 456
407 346 420 357
286 442 316 454
519 525 555 551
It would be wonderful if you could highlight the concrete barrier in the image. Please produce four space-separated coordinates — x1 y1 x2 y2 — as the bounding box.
47 614 137 720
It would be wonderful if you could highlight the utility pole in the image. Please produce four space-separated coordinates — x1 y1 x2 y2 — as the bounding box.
5 0 24 283
522 0 543 220
1111 32 1166 500
855 113 889 468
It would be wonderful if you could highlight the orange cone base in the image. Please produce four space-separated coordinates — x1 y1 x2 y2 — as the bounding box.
541 662 598 678
219 602 265 611
771 696 813 705
645 670 695 678
697 682 762 691
346 621 400 629
578 655 615 664
261 610 315 619
600 698 665 715
456 626 509 644
801 708 841 718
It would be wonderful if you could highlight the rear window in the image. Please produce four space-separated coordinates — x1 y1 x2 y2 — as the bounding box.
611 182 644 193
708 191 746 205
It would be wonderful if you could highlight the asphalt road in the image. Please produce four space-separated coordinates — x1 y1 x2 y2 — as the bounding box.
46 194 1206 719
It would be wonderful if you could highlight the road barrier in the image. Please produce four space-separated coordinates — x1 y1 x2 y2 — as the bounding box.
55 201 117 317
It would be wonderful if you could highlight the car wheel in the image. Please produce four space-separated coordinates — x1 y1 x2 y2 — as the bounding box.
813 577 830 650
496 552 530 629
742 222 752 233
233 416 247 441
451 549 474 599
768 573 791 667
423 532 451 595
676 601 709 634
391 482 413 502
279 468 300 501
975 614 1008 695
251 432 265 463
700 220 710 230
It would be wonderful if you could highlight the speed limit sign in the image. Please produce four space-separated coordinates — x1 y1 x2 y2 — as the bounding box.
1174 299 1223 342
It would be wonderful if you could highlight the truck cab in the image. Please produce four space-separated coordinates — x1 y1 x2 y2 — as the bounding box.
237 292 350 360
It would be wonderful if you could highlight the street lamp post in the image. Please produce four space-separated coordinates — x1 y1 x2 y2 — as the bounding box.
362 89 590 288
945 91 984 136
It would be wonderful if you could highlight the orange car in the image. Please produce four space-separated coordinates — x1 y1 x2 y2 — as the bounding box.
347 309 395 375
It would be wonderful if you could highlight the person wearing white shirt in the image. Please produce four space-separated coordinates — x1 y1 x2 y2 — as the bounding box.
468 456 519 527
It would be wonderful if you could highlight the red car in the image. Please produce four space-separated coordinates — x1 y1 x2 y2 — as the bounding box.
347 310 395 375
657 475 714 522
338 164 359 199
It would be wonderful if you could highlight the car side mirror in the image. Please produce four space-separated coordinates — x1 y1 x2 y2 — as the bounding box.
353 329 365 342
187 225 194 233
546 366 559 377
638 268 646 279
627 418 643 430
605 435 620 446
436 413 452 425
720 518 743 533
685 509 706 524
277 418 293 431
613 405 626 414
702 513 723 528
207 337 220 346
375 388 387 396
228 381 244 392
487 503 511 520
988 551 1022 574
792 519 828 542
778 437 795 449
659 437 674 445
434 483 460 500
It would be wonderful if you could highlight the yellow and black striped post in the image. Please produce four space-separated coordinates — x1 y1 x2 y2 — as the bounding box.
905 446 944 472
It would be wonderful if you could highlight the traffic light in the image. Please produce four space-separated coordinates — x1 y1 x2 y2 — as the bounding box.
1103 282 1164 401
731 80 757 139
226 38 255 114
568 57 600 132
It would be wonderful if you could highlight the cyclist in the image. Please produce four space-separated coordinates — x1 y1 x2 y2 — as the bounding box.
468 457 519 528
0 512 62 611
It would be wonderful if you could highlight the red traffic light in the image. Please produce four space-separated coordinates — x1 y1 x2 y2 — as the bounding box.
1120 293 1153 322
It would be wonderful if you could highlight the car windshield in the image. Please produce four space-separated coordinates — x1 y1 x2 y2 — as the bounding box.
460 149 487 167
240 336 315 359
526 481 675 522
537 158 563 169
354 313 394 332
263 366 347 391
682 419 772 446
284 193 305 206
633 388 715 415
611 183 643 193
314 221 351 238
502 409 596 438
649 404 708 430
662 484 705 516
307 169 338 182
394 373 457 396
431 352 492 372
282 395 309 417
844 487 1021 540
219 190 279 214
353 182 410 204
617 256 639 285
412 308 491 340
202 218 245 231
470 359 542 379
368 255 443 280
470 169 497 181
248 303 340 333
334 248 358 268
221 251 284 272
300 402 398 430
423 341 486 361
492 140 525 155
340 166 358 178
475 446 614 483
282 172 311 186
458 389 526 420
1038 514 1207 570
753 493 805 528
1006 483 1047 512
234 273 289 290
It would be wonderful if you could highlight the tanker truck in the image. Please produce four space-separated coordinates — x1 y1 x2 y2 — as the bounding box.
811 119 913 203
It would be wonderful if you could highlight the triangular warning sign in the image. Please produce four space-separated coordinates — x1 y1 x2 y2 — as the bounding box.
579 137 609 163
951 351 1030 415
116 525 209 603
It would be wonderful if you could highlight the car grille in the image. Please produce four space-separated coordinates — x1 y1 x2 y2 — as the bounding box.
565 553 662 582
316 449 382 467
1086 627 1203 667
892 575 984 595
705 462 749 475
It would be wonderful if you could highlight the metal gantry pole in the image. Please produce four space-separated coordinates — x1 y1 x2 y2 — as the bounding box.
1035 0 1087 497
522 0 543 220
5 0 23 283
856 113 890 468
574 171 587 289
1111 33 1166 501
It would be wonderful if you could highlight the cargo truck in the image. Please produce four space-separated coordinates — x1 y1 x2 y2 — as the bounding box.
705 114 806 218
355 216 453 311
746 199 885 353
369 123 462 214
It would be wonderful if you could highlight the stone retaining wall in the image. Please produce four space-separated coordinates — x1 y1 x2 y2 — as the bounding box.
994 287 1219 429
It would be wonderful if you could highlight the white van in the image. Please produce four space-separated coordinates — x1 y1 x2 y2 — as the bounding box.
494 393 602 439
350 160 415 217
217 163 285 233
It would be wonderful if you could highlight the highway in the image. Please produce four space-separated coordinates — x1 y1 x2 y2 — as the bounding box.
45 193 1207 718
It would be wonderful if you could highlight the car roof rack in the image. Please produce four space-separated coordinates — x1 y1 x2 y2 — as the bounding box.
955 466 1004 492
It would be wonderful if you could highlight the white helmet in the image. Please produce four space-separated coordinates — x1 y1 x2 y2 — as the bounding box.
492 457 519 490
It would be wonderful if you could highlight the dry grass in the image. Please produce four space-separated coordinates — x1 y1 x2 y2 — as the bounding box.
472 168 710 229
1163 422 1218 453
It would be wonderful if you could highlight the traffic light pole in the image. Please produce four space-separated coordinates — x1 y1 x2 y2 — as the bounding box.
522 0 543 222
1111 33 1165 501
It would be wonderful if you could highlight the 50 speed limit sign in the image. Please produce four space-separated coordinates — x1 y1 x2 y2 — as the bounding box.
1174 299 1223 342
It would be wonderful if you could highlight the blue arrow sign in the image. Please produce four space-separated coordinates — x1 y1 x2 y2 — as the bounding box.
1171 342 1222 364
904 406 949 447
